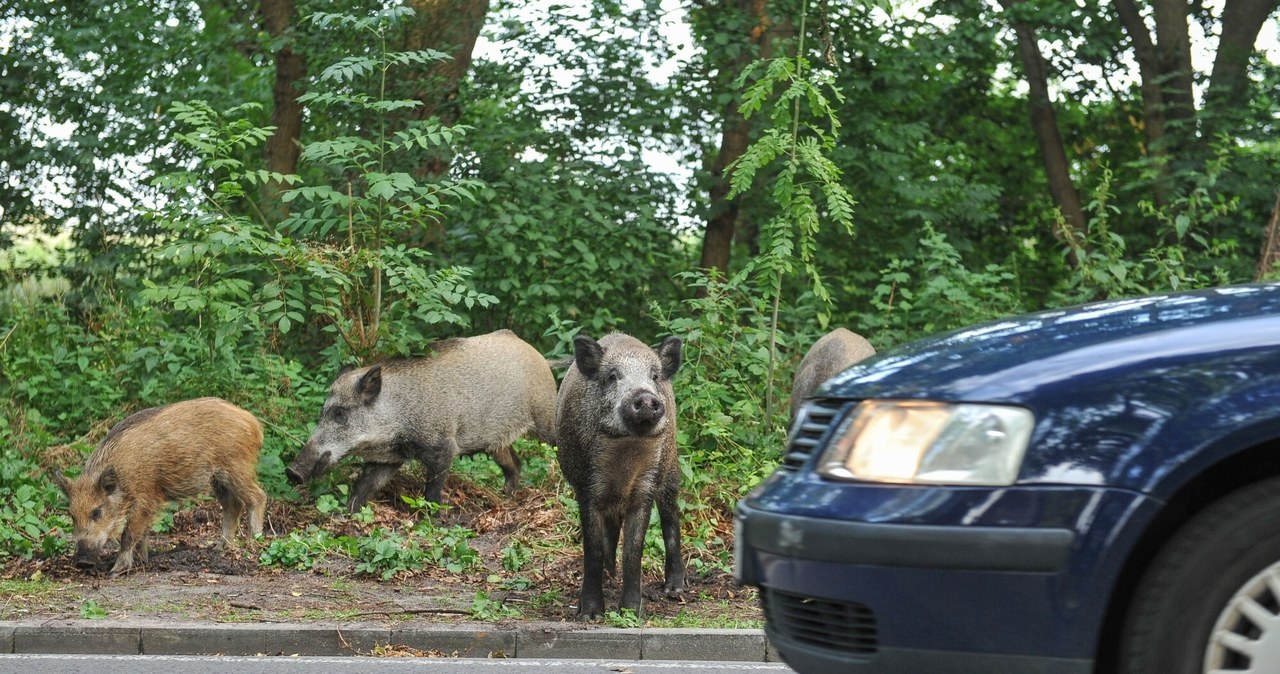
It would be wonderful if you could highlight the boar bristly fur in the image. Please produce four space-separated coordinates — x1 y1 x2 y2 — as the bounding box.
556 332 685 621
287 329 558 512
789 328 876 423
52 397 266 576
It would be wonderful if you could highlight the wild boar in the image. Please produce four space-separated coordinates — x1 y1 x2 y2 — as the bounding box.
556 332 685 620
789 327 876 423
52 397 266 576
286 329 558 512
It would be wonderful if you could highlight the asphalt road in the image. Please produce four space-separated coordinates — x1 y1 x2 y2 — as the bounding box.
0 654 795 674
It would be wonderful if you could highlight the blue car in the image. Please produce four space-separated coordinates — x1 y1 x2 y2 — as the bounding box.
735 282 1280 674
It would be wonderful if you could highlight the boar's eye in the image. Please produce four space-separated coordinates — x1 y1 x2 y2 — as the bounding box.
331 408 348 425
91 507 102 521
605 370 620 385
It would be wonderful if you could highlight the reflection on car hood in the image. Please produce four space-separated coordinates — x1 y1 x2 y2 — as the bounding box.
822 282 1280 403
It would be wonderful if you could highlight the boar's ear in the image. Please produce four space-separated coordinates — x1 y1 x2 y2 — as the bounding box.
356 364 383 405
337 363 355 377
657 336 682 379
51 470 71 497
572 335 603 377
98 467 118 495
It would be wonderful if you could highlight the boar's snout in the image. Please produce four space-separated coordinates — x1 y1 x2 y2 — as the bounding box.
74 543 99 570
286 444 326 485
623 391 665 433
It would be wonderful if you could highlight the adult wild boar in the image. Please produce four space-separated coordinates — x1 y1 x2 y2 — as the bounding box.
286 329 558 512
789 327 876 423
52 397 266 576
556 332 685 620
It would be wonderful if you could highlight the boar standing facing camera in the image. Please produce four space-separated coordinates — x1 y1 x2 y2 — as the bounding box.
788 327 876 423
52 397 266 576
286 329 558 512
556 332 685 620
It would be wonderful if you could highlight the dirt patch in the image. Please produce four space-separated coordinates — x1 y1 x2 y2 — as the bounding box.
1 479 761 629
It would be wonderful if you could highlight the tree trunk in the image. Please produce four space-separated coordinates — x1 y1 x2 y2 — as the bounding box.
1151 0 1195 144
405 0 490 179
1000 0 1087 264
699 0 780 275
1204 0 1279 139
259 0 306 223
1114 0 1171 206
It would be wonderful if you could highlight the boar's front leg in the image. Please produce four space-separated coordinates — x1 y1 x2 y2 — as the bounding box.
349 462 400 512
619 502 652 614
577 499 607 621
110 500 158 576
602 514 621 579
657 482 686 595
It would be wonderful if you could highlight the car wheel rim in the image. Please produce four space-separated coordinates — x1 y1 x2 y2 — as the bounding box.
1205 561 1280 672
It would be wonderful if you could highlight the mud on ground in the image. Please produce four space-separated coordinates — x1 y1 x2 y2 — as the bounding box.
0 477 761 631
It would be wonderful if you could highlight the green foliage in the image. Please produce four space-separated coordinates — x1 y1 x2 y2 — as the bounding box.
730 50 856 306
141 8 496 364
529 588 563 610
354 529 425 580
415 522 481 574
654 271 789 476
501 540 531 573
470 591 521 621
865 224 1025 346
258 526 344 571
79 600 107 620
652 271 791 573
604 608 643 628
0 478 70 561
1055 165 1236 304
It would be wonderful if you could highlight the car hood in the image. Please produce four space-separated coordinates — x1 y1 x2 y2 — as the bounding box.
821 282 1280 405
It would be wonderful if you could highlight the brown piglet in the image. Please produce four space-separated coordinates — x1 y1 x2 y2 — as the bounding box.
53 397 267 576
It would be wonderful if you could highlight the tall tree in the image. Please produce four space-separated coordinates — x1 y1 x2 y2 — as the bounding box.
997 0 1088 257
1117 0 1279 156
1203 0 1280 138
259 0 307 221
692 0 789 275
404 0 490 178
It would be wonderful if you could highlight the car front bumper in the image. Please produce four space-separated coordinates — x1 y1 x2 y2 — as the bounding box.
735 479 1161 674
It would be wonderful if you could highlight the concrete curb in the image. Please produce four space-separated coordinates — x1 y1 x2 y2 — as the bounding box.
0 620 778 661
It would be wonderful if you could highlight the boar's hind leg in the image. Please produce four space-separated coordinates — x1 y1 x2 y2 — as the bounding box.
213 470 267 543
212 473 243 546
491 444 522 496
657 483 686 595
244 481 267 539
350 462 400 512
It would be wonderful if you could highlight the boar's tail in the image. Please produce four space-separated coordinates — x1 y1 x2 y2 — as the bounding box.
546 356 574 370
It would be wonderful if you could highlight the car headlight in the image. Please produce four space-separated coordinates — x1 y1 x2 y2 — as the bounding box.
816 400 1034 486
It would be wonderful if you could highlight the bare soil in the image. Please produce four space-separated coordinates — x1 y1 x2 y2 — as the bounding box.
0 476 761 630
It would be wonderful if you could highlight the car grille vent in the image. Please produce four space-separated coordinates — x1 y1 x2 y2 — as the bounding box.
763 588 879 656
781 400 848 470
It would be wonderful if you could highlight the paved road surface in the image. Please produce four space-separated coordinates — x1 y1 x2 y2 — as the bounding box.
0 654 795 674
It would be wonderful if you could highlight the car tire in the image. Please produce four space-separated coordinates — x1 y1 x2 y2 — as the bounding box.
1119 476 1280 674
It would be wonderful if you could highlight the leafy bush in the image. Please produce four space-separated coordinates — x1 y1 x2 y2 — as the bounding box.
865 223 1025 348
258 526 345 571
354 530 425 580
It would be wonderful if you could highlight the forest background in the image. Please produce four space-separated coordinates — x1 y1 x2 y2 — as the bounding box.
1 0 1279 608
